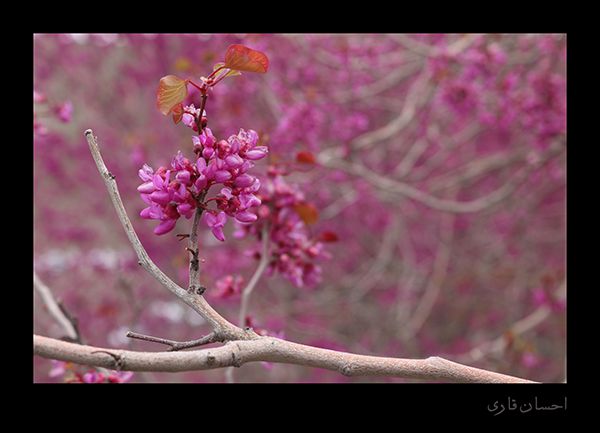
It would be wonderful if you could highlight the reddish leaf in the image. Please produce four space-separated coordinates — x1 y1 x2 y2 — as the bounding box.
157 75 188 116
296 151 317 164
294 202 319 225
318 231 339 242
171 103 184 124
224 44 269 73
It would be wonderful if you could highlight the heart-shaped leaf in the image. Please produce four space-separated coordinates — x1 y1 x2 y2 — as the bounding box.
157 75 188 116
224 44 269 73
294 202 319 225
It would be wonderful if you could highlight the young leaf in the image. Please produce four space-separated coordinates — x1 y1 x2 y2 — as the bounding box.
157 75 188 116
294 202 319 225
296 151 317 164
224 44 269 73
318 231 339 242
223 69 242 78
171 103 184 124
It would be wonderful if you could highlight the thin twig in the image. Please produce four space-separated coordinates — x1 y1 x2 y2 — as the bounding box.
453 281 566 364
349 69 434 151
401 190 457 339
126 331 220 351
34 272 79 342
239 224 271 327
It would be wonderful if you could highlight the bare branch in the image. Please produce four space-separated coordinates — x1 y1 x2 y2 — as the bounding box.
401 194 457 339
454 281 566 364
126 331 220 351
34 272 79 342
34 334 535 383
349 69 434 151
238 224 271 327
322 156 523 213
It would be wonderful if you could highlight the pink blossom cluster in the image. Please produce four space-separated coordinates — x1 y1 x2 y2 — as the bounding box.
138 122 267 238
235 168 330 287
33 89 72 137
431 36 566 149
49 360 133 383
212 274 244 299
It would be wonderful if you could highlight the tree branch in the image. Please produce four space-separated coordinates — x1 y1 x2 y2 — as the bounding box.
34 334 535 383
238 224 271 327
126 331 220 351
34 272 80 342
187 205 205 294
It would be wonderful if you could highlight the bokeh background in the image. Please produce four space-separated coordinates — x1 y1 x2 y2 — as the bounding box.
34 34 566 383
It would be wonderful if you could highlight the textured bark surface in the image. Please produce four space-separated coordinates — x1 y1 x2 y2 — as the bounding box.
34 334 535 383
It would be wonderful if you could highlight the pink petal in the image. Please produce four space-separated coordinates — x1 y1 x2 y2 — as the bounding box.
245 146 268 160
211 226 226 242
215 170 232 182
152 174 164 189
196 158 207 173
234 174 255 188
194 175 207 191
216 211 228 226
202 147 214 159
204 212 217 227
220 187 233 199
225 154 244 169
149 190 171 206
137 182 156 194
177 203 193 217
154 219 177 235
235 210 258 223
176 170 191 185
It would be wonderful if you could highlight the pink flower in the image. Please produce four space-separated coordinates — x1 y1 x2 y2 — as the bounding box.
213 274 244 299
204 211 227 242
49 360 67 378
107 371 134 383
55 101 73 123
154 218 177 235
234 171 329 288
521 352 540 368
83 371 106 383
34 90 46 103
138 127 266 240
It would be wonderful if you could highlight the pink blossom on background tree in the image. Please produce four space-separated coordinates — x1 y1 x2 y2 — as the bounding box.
34 34 565 383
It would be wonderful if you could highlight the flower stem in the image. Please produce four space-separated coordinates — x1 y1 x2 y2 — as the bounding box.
188 193 206 293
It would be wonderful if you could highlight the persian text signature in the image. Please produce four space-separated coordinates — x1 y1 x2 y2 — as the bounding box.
488 397 566 416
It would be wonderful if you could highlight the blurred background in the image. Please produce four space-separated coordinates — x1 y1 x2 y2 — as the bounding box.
34 34 566 383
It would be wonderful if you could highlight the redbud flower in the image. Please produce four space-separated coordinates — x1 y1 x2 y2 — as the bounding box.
55 101 73 123
138 127 266 240
49 360 68 378
204 211 227 242
213 274 244 299
83 371 106 383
